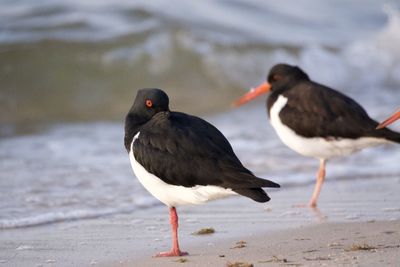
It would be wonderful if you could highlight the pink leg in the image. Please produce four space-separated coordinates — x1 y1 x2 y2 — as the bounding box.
155 207 188 257
308 159 326 208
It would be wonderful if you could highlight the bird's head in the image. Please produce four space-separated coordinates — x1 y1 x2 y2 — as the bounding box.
126 88 170 125
232 63 309 107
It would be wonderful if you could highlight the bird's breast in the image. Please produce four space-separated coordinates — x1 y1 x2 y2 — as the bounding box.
128 132 235 207
269 95 389 159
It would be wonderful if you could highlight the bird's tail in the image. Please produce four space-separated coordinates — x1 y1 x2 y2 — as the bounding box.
233 188 271 203
231 175 280 203
375 127 400 144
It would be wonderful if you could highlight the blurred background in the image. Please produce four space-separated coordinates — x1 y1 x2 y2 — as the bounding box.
2 0 400 135
1 0 400 228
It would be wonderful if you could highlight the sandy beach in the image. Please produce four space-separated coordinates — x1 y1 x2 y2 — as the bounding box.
129 221 400 267
1 176 399 267
1 1 400 267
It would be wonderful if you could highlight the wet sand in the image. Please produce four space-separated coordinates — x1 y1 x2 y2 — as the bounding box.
129 221 400 267
1 176 399 266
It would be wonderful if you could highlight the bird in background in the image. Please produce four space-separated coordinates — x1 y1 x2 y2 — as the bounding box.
124 88 280 257
377 109 400 129
233 63 400 208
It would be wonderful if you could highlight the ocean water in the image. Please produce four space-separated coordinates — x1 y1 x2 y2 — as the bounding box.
1 0 400 228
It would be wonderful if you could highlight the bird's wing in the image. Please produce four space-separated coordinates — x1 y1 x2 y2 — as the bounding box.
132 111 278 189
279 82 380 139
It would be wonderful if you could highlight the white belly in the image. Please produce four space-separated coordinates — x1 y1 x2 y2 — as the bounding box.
129 133 236 207
269 95 389 160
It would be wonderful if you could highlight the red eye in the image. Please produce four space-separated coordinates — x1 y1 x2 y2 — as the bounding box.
146 99 153 107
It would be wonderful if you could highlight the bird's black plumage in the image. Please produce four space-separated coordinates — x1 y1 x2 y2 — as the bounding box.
125 88 280 203
233 63 400 208
266 64 400 143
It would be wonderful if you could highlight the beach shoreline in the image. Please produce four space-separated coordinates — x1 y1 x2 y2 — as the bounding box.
126 220 400 267
1 176 399 266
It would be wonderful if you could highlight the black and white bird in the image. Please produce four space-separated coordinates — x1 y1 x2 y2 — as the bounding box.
377 109 400 129
124 88 280 257
233 63 400 208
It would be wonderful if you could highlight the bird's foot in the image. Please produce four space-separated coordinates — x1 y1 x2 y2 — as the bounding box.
155 250 188 257
308 201 318 208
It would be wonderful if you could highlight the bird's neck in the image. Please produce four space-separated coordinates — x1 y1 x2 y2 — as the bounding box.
267 83 290 116
124 114 147 152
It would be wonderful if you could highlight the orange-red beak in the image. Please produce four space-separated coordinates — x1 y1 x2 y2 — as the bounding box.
232 82 271 107
376 110 400 129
